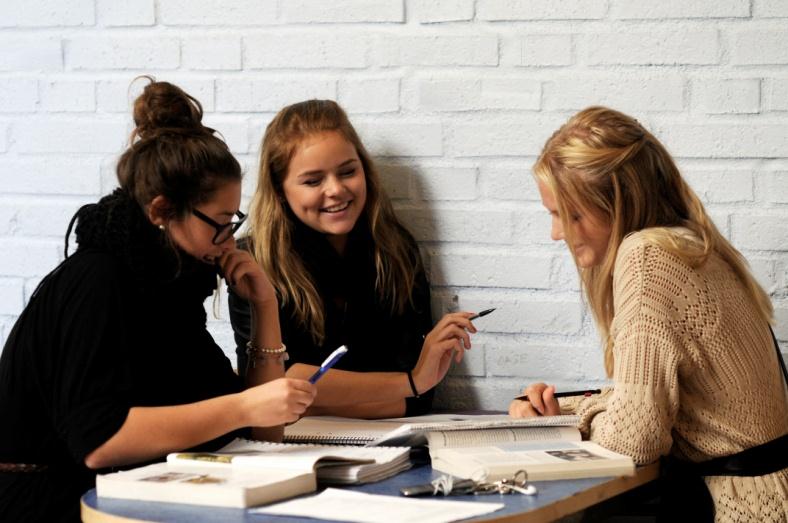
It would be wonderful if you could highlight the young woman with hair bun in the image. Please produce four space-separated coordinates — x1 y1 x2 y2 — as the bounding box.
0 79 315 521
509 106 788 521
230 100 478 419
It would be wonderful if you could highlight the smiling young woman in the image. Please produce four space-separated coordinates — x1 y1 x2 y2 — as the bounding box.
229 100 477 419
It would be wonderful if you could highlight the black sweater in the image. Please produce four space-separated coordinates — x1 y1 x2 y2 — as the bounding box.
229 220 434 416
0 190 242 522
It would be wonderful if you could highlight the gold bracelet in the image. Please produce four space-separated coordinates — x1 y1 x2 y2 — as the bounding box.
246 342 289 368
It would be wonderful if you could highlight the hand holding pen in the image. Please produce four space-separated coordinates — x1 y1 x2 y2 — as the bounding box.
509 383 599 418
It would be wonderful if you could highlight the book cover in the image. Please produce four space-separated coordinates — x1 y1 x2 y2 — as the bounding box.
95 462 316 508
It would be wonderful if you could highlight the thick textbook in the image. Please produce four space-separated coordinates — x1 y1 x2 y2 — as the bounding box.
95 462 314 509
96 438 411 508
284 413 581 447
429 437 635 482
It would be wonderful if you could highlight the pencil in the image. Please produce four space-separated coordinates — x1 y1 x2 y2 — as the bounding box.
514 388 601 402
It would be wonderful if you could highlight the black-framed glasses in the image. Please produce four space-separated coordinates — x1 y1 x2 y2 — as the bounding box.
192 209 247 245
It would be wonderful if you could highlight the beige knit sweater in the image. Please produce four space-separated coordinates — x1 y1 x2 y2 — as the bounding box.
560 229 788 522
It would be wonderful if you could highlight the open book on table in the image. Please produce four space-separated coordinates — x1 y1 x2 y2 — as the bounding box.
96 438 411 508
283 413 581 447
428 428 635 482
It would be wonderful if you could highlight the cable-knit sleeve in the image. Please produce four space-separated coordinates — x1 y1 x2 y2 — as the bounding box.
573 236 684 465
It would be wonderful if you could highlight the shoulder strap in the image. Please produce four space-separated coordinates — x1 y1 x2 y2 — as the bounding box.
769 326 788 386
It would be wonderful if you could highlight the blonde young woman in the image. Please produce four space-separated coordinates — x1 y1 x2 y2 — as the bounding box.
509 107 788 521
229 100 477 419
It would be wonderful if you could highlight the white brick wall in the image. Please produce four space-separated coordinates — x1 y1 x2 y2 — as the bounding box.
1 1 787 411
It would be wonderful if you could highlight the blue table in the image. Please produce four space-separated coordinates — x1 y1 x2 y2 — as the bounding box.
81 463 658 523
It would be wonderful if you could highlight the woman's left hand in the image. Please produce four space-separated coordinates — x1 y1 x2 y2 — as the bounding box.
509 383 561 418
217 248 276 306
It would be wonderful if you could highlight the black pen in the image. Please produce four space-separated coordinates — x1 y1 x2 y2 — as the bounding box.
514 388 601 402
469 308 495 321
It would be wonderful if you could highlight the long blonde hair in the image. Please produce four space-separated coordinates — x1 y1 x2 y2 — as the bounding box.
534 106 773 376
247 100 421 345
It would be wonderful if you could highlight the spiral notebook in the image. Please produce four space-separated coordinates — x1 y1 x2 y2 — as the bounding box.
283 413 581 447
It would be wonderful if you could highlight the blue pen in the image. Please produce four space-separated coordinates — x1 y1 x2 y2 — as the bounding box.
308 345 348 384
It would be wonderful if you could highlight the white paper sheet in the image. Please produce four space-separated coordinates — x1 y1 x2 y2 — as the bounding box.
252 488 504 523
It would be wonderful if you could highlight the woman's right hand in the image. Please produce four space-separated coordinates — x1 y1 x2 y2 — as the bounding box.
509 382 561 418
241 377 316 427
411 312 476 394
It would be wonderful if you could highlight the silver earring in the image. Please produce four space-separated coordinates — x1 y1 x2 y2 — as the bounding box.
158 224 165 231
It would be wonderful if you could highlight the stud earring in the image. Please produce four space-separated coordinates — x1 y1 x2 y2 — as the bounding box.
158 224 165 231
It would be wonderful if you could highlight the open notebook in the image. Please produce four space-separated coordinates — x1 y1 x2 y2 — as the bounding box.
284 413 581 447
96 438 411 508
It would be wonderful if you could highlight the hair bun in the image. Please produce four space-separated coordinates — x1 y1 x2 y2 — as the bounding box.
132 77 204 140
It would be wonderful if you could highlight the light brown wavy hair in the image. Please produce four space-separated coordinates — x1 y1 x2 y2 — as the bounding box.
247 100 421 345
534 106 773 377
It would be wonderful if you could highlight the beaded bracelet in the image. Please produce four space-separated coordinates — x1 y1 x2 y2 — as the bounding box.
246 341 289 368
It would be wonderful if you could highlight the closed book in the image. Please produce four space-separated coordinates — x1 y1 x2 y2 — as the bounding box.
95 462 315 508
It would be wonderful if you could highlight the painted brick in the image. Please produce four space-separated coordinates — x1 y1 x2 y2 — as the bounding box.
281 0 404 23
417 77 540 111
479 166 541 202
430 252 552 288
488 341 603 379
0 157 102 195
761 172 788 203
96 0 155 26
355 120 443 157
397 209 512 243
459 295 584 335
245 34 369 69
200 116 251 155
683 170 754 203
0 279 25 316
338 78 400 113
40 80 95 112
450 116 562 157
774 304 788 341
544 75 685 112
731 30 788 65
693 79 760 114
14 118 127 153
376 35 499 67
0 37 62 71
159 0 276 25
67 36 180 70
765 78 788 111
216 78 336 112
747 257 777 293
585 29 720 65
183 37 242 71
515 209 554 245
377 164 411 200
0 79 38 112
521 34 572 66
0 0 94 27
477 0 607 20
0 123 7 152
610 0 749 19
731 214 788 250
756 0 788 17
97 77 215 113
655 124 788 158
415 167 477 200
0 239 61 277
0 197 91 237
415 0 474 23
